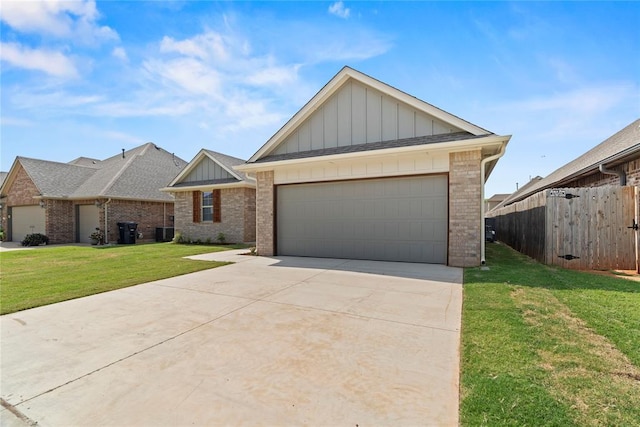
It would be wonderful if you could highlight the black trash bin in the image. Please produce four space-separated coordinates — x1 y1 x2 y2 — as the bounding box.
117 221 138 244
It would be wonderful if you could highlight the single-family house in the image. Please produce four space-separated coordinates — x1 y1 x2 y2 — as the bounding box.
498 119 639 205
235 67 511 267
0 143 187 244
162 149 256 244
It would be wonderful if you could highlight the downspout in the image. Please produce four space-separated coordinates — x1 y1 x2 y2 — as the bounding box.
480 143 507 265
103 198 112 243
599 163 626 186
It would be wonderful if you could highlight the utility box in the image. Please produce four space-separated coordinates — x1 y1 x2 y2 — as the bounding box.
155 227 174 242
117 222 138 244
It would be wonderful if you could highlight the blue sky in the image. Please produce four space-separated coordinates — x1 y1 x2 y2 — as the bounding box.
1 1 638 197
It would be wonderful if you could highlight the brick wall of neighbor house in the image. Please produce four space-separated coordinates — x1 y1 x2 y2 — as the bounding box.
105 200 174 244
5 164 39 207
448 150 482 267
173 187 253 243
564 158 640 188
244 187 257 242
45 199 74 244
256 171 275 256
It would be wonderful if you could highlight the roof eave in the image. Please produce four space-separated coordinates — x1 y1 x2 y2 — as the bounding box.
237 134 510 172
161 181 256 192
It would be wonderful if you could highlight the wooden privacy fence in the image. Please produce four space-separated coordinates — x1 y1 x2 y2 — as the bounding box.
488 185 639 271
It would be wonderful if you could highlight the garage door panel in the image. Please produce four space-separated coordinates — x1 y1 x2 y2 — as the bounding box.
12 206 46 243
277 175 448 264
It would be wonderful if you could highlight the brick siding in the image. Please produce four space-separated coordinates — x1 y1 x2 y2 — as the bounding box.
448 150 482 267
564 158 640 188
103 199 174 244
255 171 275 256
173 187 255 244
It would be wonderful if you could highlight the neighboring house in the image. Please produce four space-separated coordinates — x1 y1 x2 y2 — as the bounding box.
498 119 639 205
0 143 187 244
484 193 510 213
162 149 256 244
236 66 511 267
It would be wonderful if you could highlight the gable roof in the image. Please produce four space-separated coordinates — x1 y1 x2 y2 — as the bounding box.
246 66 495 164
1 143 188 202
503 119 640 205
163 149 254 191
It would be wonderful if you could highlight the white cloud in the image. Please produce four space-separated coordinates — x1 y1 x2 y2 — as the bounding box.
0 42 78 78
112 47 128 62
0 116 35 127
328 1 350 19
160 32 227 61
143 58 223 97
514 84 633 115
0 0 118 44
245 64 301 87
103 130 144 144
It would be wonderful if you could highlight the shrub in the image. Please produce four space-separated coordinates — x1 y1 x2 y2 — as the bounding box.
21 233 49 247
216 232 226 244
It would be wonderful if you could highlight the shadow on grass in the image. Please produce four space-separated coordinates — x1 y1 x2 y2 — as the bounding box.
467 242 640 293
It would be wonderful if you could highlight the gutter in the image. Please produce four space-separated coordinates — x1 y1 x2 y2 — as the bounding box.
598 163 626 186
103 198 112 243
480 143 508 265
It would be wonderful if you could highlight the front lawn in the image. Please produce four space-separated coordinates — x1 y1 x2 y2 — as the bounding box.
461 243 640 426
0 243 242 315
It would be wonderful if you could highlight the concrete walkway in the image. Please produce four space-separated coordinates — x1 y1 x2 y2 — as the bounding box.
1 251 463 426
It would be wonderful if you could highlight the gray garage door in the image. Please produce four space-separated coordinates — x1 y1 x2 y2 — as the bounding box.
11 205 46 243
277 175 448 263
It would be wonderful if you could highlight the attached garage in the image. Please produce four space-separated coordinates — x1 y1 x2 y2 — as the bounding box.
236 67 511 267
11 205 45 243
277 175 448 263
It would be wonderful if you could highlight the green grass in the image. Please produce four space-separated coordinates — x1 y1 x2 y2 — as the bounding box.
0 243 246 315
461 243 640 426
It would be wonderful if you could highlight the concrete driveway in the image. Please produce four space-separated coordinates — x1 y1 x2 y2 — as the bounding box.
1 250 463 426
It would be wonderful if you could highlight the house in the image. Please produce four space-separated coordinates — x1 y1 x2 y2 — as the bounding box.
484 193 510 213
0 143 187 244
498 119 639 205
487 119 639 272
162 149 256 244
235 67 511 267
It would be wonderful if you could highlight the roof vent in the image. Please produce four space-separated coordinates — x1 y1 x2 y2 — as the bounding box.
122 149 125 159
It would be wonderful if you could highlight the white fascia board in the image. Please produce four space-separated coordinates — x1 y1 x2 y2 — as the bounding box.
346 68 490 136
236 134 511 172
160 181 255 193
165 149 208 187
247 67 491 163
247 70 351 163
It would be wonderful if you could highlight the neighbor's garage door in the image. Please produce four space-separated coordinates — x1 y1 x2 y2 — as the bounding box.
277 175 448 263
11 205 46 243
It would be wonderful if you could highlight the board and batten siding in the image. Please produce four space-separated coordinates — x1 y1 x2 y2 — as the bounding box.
273 151 450 185
273 79 461 156
183 157 234 183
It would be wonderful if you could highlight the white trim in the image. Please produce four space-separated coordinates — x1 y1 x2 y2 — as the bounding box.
247 67 491 163
237 134 511 173
160 181 255 193
166 149 245 187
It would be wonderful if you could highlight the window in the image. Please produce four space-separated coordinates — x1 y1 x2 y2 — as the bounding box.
202 191 213 221
193 190 221 223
